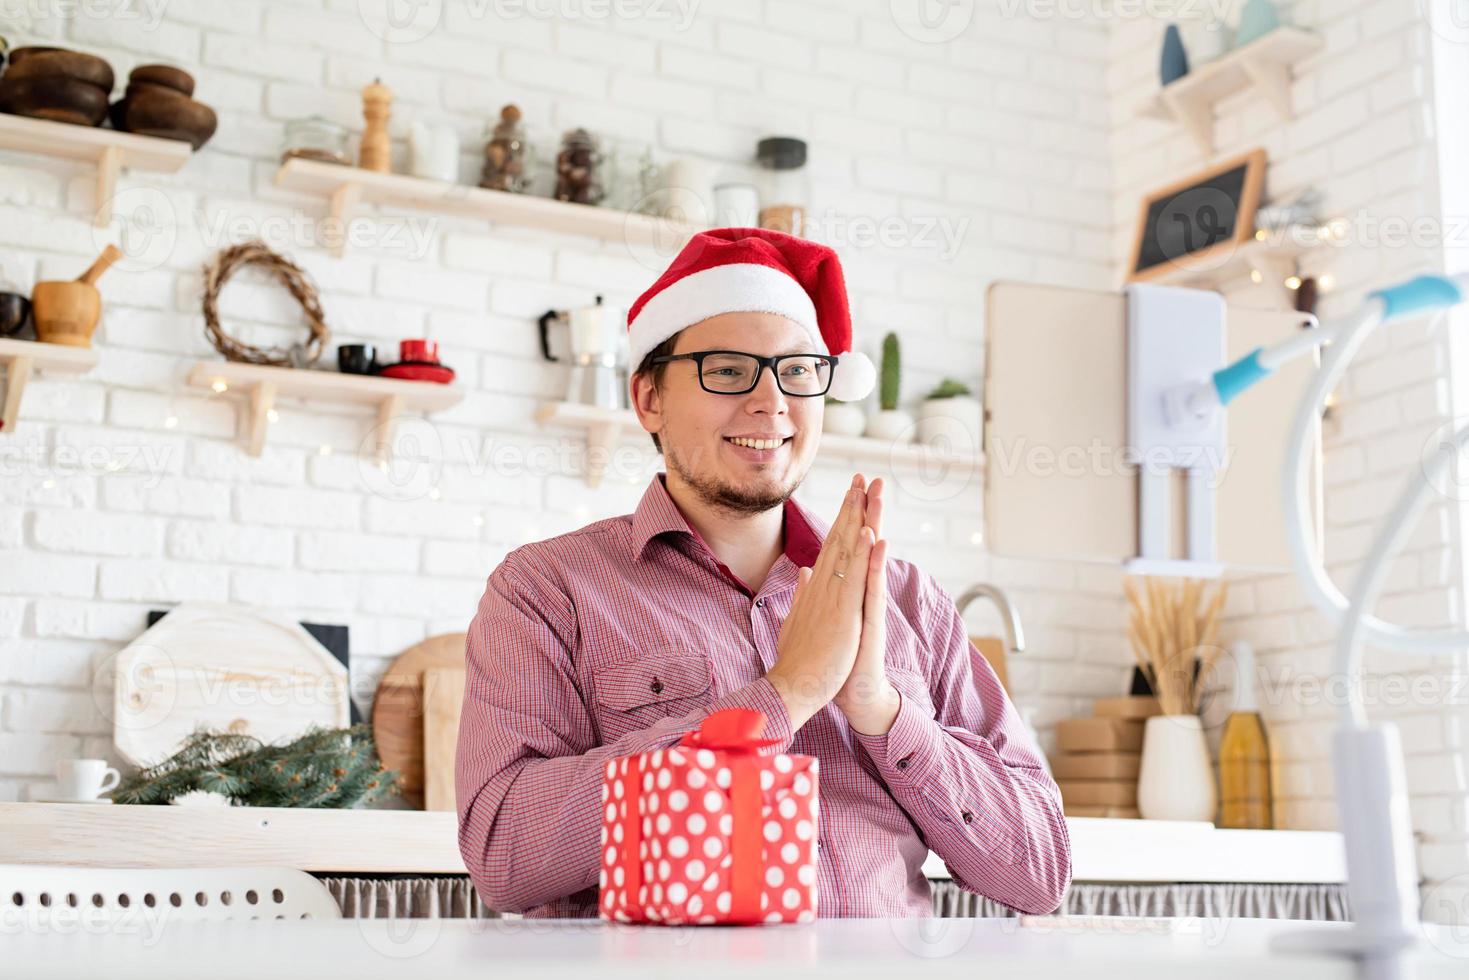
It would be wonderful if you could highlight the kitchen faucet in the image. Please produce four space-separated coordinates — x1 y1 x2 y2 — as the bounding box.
955 583 1025 655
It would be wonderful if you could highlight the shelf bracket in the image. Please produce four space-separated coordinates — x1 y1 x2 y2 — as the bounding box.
0 356 33 434
1240 58 1296 121
1162 89 1214 156
375 394 403 466
95 146 123 229
246 381 277 457
328 182 363 258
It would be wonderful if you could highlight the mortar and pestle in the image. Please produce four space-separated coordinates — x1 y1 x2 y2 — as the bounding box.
32 244 123 348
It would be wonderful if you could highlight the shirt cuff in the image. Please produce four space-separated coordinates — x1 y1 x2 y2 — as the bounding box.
711 676 795 755
851 688 941 785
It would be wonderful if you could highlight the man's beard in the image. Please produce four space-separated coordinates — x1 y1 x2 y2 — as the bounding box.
665 441 798 516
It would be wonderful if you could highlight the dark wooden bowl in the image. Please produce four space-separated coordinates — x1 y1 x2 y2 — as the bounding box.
128 64 194 97
3 48 114 93
119 89 217 149
0 75 110 127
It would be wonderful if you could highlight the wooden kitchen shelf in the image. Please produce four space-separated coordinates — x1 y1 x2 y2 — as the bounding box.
0 803 1347 884
0 337 100 433
187 360 463 463
537 401 984 489
1138 27 1324 155
275 157 705 258
0 113 193 227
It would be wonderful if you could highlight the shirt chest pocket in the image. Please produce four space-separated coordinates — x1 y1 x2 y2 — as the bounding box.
590 650 716 745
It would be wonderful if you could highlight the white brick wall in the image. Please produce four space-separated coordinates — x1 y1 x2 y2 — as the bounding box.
1109 0 1469 917
0 0 1117 808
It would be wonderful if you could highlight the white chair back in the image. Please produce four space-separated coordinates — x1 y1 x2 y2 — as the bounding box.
1 865 341 929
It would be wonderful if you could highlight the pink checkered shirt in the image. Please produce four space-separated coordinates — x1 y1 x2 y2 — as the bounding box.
457 473 1071 917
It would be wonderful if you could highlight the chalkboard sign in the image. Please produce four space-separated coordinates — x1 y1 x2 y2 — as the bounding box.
1129 149 1267 281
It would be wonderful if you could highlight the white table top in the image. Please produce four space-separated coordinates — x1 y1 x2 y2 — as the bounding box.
0 803 1348 884
10 917 1468 979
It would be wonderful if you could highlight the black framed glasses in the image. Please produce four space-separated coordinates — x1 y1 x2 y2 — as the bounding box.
650 349 837 397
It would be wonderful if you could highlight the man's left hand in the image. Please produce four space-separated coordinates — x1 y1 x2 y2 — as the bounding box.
833 475 901 736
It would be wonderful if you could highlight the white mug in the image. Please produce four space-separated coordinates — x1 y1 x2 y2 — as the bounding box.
56 759 120 801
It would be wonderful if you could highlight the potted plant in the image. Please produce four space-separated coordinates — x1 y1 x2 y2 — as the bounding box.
915 378 982 455
864 332 914 442
822 393 866 437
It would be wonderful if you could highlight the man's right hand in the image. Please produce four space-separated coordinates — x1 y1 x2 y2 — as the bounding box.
766 473 877 731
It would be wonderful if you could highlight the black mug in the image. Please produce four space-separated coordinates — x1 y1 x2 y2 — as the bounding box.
337 343 378 375
0 292 31 338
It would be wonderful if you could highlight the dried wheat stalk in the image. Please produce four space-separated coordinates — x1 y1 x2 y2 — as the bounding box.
1123 575 1229 715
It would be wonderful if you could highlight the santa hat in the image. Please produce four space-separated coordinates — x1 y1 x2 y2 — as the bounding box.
626 227 877 402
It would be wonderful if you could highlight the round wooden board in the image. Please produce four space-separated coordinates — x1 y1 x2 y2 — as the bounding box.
372 633 466 808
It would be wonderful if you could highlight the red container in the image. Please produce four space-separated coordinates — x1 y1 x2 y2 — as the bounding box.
400 338 439 364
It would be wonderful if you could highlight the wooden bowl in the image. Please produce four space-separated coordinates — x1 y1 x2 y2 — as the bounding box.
31 281 101 348
119 89 217 150
3 48 115 92
128 64 194 97
0 76 110 126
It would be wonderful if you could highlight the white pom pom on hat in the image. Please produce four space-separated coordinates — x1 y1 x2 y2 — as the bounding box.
627 227 877 402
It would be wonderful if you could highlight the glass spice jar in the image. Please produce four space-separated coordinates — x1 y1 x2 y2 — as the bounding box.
555 128 604 206
756 136 810 237
281 115 351 167
481 103 529 193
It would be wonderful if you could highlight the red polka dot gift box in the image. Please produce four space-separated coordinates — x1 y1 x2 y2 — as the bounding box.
598 707 819 925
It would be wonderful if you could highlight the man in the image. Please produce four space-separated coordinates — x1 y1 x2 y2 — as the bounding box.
457 228 1071 918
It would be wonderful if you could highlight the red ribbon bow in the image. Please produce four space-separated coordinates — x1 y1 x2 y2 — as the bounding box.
678 708 781 754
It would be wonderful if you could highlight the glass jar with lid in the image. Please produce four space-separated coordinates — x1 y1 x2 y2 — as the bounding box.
281 116 351 167
481 103 530 193
555 128 604 206
756 137 809 237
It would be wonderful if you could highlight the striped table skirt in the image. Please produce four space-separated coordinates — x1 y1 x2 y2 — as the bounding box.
316 875 1350 922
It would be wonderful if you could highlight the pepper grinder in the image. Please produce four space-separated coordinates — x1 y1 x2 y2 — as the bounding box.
359 77 393 173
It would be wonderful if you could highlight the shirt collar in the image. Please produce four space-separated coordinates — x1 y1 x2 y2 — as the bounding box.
632 472 826 569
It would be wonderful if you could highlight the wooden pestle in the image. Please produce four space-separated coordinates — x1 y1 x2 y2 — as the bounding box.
77 244 123 287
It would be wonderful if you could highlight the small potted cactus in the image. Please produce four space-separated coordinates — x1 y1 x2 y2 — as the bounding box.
863 332 915 442
915 377 982 454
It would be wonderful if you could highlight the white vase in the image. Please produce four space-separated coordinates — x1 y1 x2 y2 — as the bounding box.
1191 17 1231 63
823 401 867 437
864 408 916 442
1137 714 1218 822
410 120 460 183
914 395 982 455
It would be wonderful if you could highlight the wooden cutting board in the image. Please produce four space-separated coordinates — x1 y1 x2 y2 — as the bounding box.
372 633 465 809
969 636 1009 692
113 603 350 767
422 668 466 813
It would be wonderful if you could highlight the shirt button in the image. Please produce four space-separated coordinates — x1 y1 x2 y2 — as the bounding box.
817 840 825 850
896 755 913 770
650 678 664 695
755 598 766 607
961 811 974 824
